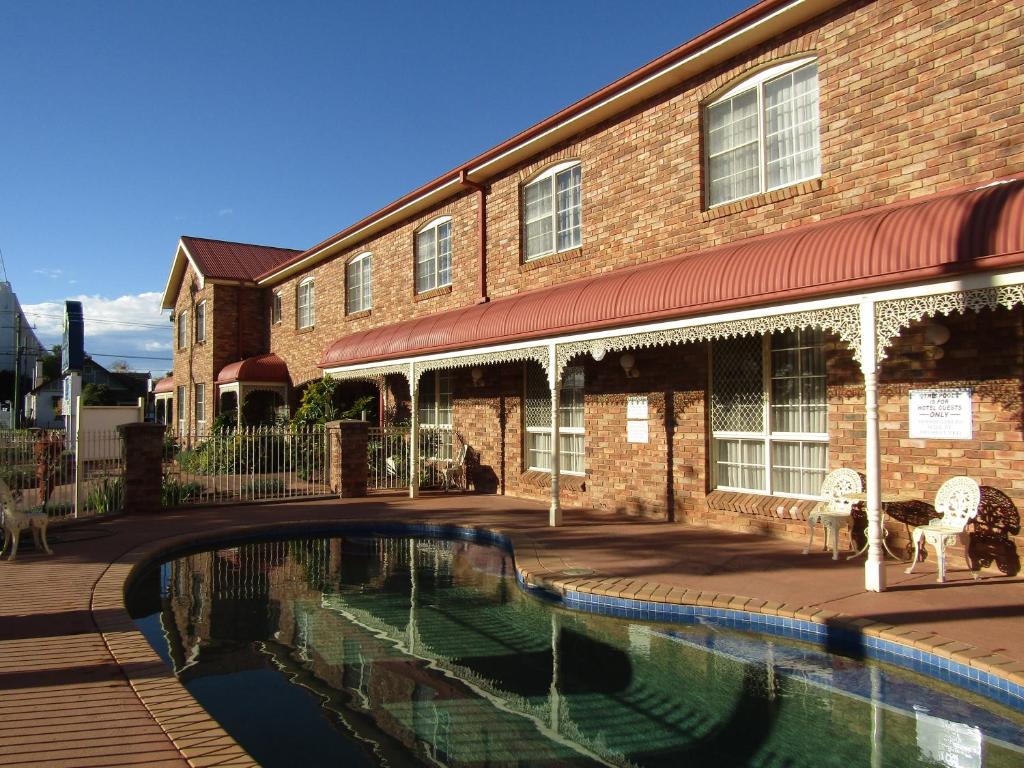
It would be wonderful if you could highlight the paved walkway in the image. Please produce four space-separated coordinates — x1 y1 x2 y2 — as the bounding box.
1 493 1022 767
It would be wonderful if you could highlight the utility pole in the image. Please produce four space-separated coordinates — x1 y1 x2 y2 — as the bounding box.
13 310 21 429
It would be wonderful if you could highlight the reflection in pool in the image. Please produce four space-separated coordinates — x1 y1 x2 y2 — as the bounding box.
126 535 1024 767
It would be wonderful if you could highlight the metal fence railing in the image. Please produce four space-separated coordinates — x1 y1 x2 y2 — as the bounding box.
162 425 332 506
367 425 454 491
0 428 125 520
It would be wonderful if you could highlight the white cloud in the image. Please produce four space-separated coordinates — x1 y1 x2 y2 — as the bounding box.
21 292 173 371
33 268 63 279
217 207 234 217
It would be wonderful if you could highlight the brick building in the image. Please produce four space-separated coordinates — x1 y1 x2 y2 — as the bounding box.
160 0 1024 590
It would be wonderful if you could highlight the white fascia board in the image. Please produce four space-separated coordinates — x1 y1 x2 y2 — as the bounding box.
319 267 1024 377
160 240 207 309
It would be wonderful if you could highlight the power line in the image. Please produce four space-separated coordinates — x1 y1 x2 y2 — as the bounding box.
87 352 173 361
0 247 8 282
19 311 168 329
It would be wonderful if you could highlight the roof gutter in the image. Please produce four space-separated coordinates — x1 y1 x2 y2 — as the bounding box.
255 0 843 287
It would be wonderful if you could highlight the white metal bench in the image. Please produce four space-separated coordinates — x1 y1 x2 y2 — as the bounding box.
905 476 980 583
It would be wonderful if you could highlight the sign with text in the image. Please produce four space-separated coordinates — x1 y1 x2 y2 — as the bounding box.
909 388 973 440
626 395 649 444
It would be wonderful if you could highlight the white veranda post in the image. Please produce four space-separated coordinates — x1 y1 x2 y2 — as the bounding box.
409 363 420 499
549 344 562 527
860 299 886 592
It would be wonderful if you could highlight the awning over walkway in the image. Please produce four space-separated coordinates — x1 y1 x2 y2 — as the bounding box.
216 354 291 385
153 376 174 394
321 176 1024 369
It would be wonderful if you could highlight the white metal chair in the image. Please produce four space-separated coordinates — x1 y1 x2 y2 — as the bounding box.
442 444 470 492
804 468 862 560
905 476 980 583
0 478 53 562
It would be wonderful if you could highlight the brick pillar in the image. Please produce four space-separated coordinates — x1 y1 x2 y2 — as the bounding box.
119 422 166 513
327 420 368 498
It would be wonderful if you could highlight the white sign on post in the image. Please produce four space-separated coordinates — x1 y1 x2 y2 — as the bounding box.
909 388 973 440
626 395 649 444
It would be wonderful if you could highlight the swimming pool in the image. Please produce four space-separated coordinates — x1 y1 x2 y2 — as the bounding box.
126 532 1024 767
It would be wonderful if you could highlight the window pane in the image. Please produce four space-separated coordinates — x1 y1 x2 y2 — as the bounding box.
771 441 827 495
416 230 436 292
770 327 826 434
715 438 765 491
711 335 764 433
525 217 554 260
437 222 451 287
556 166 582 251
559 433 584 474
765 63 819 190
528 432 551 471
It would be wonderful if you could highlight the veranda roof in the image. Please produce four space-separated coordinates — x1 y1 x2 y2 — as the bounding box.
320 175 1024 369
153 376 174 394
216 354 291 385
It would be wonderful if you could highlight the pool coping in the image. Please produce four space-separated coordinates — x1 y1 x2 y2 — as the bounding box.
100 518 1024 767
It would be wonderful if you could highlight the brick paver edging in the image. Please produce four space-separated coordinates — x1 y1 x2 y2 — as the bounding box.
93 518 1024 767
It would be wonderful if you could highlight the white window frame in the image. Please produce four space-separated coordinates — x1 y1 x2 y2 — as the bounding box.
194 383 206 427
522 160 582 262
177 310 189 350
176 385 187 434
195 300 206 343
346 252 373 314
710 329 828 499
705 57 820 208
271 291 282 325
524 364 585 476
296 278 315 329
415 216 452 294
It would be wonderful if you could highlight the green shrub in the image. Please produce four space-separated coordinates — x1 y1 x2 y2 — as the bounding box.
0 466 38 490
161 478 204 507
243 477 287 495
87 477 124 514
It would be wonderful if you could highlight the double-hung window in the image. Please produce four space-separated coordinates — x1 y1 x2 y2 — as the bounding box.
271 291 282 325
296 278 315 329
195 301 206 343
418 372 453 462
705 58 820 207
176 385 186 433
522 160 582 261
177 310 189 350
346 252 373 314
524 363 585 475
194 383 206 426
711 328 827 497
415 217 452 294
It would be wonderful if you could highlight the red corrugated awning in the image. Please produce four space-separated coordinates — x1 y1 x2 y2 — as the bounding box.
321 176 1024 369
217 354 291 385
153 376 174 394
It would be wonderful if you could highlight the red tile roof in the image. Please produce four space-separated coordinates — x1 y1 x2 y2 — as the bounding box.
216 354 291 385
321 175 1024 369
153 376 174 394
181 237 301 282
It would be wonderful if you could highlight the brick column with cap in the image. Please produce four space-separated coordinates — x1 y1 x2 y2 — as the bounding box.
119 422 166 513
327 420 369 497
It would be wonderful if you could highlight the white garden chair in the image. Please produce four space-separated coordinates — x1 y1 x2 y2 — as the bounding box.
804 468 862 560
0 478 53 562
442 444 470 492
905 476 981 583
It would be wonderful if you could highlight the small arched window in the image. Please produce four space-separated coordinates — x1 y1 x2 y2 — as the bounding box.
346 252 373 314
296 277 315 329
415 216 452 294
522 160 582 261
705 57 820 207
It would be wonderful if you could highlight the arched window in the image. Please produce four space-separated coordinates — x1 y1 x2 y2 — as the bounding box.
522 160 582 261
346 252 373 314
296 277 315 329
415 216 452 294
705 58 820 207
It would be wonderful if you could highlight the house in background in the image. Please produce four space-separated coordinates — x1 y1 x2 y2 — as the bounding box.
160 0 1024 591
23 362 63 429
0 281 45 426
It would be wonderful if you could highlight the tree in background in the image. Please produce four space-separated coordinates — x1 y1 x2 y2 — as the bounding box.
81 383 117 406
109 360 131 372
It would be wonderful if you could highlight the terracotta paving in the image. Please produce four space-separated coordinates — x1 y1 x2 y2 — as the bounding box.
1 493 1023 766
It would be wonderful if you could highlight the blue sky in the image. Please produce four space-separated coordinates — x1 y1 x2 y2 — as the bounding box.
1 0 750 374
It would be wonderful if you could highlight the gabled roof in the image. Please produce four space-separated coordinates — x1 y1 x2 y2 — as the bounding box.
321 175 1024 369
161 237 301 309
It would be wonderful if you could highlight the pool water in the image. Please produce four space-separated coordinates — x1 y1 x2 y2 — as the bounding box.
126 534 1024 767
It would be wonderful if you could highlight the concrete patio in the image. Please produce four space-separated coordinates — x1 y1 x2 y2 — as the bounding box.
1 493 1022 767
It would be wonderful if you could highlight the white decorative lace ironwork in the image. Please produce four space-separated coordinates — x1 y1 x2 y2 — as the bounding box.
875 284 1024 361
415 346 550 377
326 363 409 384
554 305 861 376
